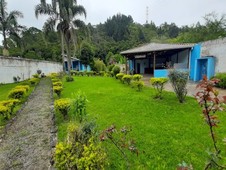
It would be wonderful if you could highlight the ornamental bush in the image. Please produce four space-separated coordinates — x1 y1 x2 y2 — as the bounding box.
116 73 125 82
133 74 143 81
53 81 62 87
8 88 26 99
122 75 133 85
29 78 39 85
168 69 189 103
53 86 63 97
112 65 120 77
150 77 168 99
65 76 74 82
131 81 144 91
14 85 30 92
32 74 39 78
51 78 60 82
100 71 105 77
54 98 71 119
54 122 106 170
86 71 94 77
0 99 20 114
214 73 226 89
0 105 10 120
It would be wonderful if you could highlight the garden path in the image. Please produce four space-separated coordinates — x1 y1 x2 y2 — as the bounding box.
0 78 54 170
142 75 226 97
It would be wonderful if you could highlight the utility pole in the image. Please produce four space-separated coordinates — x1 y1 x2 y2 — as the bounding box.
146 6 149 24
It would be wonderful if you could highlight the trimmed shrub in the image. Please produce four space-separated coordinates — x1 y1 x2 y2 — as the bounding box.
133 74 143 81
112 65 120 77
150 77 168 99
54 98 71 119
100 71 105 77
32 74 39 78
116 73 125 82
53 81 62 87
52 78 60 82
49 73 58 78
214 73 226 89
8 88 26 99
168 69 189 103
131 81 144 91
53 86 63 97
0 105 10 120
122 75 133 85
14 85 30 92
65 76 74 82
0 99 20 114
54 122 106 169
29 78 39 85
86 71 94 77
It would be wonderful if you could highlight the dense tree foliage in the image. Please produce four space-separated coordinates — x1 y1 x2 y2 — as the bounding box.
2 10 226 67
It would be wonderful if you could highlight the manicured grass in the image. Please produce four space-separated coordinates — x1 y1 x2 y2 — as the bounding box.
57 76 226 169
0 81 35 126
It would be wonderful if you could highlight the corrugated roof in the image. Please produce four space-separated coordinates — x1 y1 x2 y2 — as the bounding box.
121 43 194 55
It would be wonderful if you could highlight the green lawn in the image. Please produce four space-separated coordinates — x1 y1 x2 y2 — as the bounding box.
58 76 226 169
0 81 34 126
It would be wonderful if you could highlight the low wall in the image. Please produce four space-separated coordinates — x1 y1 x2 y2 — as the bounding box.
0 56 63 83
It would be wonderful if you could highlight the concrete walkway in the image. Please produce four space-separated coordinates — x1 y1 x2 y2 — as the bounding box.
142 75 226 97
0 78 54 170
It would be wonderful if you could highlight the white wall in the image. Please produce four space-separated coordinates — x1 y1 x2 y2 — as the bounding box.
0 56 63 83
201 38 226 73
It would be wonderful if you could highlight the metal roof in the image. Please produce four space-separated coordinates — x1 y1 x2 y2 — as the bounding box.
121 43 194 55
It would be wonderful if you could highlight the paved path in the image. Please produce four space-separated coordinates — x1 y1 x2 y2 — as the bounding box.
0 78 53 170
142 75 226 97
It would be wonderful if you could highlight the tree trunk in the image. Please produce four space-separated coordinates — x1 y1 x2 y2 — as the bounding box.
2 26 9 57
60 31 65 72
64 34 72 78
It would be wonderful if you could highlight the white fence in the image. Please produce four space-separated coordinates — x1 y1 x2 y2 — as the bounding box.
0 56 63 84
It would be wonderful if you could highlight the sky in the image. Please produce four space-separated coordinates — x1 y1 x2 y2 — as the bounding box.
6 0 226 30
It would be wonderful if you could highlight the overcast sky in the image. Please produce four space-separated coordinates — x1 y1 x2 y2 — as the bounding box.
6 0 226 29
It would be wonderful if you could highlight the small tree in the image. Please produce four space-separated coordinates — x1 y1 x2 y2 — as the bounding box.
195 76 226 169
168 69 188 103
150 77 168 99
112 65 120 77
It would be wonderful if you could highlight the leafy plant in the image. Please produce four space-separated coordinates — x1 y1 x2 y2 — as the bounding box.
32 74 39 78
116 73 125 82
54 98 71 119
133 74 143 81
100 71 105 77
53 81 62 87
14 85 30 92
8 88 26 99
168 69 189 103
0 105 10 120
100 125 138 169
13 76 20 83
53 86 63 97
213 73 226 89
37 69 42 75
72 91 88 122
122 75 133 85
52 78 60 82
112 65 120 77
54 122 106 169
150 77 168 99
65 76 74 82
195 76 226 169
86 71 94 77
131 81 144 91
0 99 20 115
29 78 39 85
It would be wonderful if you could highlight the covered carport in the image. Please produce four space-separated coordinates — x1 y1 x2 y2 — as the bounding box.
121 43 194 77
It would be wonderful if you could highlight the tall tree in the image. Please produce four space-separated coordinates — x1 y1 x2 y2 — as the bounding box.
0 0 23 56
35 0 86 75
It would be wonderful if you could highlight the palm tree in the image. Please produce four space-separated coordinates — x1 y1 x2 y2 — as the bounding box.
0 0 23 56
35 0 86 75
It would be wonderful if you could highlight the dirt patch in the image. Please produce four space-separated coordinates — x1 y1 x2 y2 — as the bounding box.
0 78 54 170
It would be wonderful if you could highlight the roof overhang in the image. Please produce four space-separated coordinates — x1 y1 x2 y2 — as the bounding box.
121 43 195 56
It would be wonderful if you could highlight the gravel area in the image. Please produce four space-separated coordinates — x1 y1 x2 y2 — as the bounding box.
0 78 54 170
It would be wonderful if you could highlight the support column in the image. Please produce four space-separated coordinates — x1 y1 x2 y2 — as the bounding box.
153 52 156 74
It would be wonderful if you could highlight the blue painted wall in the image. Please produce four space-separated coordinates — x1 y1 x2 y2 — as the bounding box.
194 57 215 81
154 69 168 78
190 44 201 80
